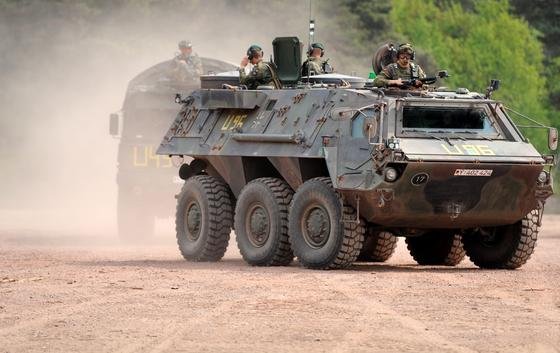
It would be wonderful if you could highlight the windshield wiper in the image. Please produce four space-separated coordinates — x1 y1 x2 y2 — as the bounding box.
452 130 493 141
403 129 455 145
404 129 442 140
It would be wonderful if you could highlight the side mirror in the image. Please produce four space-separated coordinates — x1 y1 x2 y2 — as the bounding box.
109 113 120 136
548 127 558 151
490 79 500 91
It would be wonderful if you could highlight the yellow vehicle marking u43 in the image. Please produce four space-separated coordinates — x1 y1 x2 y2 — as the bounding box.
133 145 172 168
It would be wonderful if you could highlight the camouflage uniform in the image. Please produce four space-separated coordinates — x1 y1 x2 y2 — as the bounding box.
373 62 426 88
301 57 328 76
174 52 203 81
239 61 276 89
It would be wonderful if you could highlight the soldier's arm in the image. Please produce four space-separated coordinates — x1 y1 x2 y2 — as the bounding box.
374 66 404 87
239 67 250 85
373 69 392 87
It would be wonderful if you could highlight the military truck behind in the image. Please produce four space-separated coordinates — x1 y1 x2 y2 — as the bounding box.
110 57 236 241
157 37 556 270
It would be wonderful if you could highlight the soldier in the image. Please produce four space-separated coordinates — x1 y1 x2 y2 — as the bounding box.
239 45 281 89
301 42 334 76
373 43 426 89
174 40 203 81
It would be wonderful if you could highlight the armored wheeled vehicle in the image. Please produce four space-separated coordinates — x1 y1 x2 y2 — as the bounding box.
110 57 236 241
157 37 556 270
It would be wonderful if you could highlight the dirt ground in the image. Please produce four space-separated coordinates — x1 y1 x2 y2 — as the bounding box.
1 216 559 353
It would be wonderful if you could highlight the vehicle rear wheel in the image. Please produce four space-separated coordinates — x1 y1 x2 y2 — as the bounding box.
234 178 294 266
357 230 398 262
405 231 465 266
288 177 364 270
463 210 539 269
176 175 233 261
117 188 155 243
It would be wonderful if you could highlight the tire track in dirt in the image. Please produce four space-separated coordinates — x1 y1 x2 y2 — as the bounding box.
315 273 478 353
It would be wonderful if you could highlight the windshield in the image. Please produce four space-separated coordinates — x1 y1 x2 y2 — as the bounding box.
398 105 505 139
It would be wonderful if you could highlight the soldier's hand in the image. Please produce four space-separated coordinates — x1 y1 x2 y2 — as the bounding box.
391 78 403 86
414 79 423 87
240 56 249 68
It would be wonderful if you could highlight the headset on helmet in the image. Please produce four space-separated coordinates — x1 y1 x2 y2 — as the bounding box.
398 43 415 60
247 45 263 60
308 42 325 57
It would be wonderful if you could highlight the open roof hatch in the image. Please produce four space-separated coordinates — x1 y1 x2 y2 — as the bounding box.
272 37 302 86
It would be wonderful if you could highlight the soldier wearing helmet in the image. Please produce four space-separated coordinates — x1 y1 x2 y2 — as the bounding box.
174 40 203 81
301 42 334 76
239 45 281 89
373 43 426 89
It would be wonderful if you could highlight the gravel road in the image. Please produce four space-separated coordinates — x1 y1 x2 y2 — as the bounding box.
1 216 559 353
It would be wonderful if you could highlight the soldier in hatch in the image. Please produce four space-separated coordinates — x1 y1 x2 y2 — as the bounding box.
301 42 334 76
173 40 203 81
373 43 426 89
239 45 281 89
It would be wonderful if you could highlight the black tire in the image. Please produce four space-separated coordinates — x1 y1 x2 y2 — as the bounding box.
176 175 233 261
288 177 364 270
117 188 155 242
463 210 539 269
234 178 294 266
357 230 398 262
405 231 465 266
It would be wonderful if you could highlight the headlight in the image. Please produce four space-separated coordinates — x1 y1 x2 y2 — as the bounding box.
385 167 398 182
385 137 400 150
537 171 548 184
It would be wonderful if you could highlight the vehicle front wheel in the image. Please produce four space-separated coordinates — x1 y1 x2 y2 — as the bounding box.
463 210 539 269
176 175 233 262
288 177 364 270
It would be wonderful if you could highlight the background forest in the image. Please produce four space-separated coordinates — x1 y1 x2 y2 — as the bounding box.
0 0 559 216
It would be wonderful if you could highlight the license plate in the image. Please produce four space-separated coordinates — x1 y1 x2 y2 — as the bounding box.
453 169 493 177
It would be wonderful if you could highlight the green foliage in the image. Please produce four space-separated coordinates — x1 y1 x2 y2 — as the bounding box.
391 0 552 151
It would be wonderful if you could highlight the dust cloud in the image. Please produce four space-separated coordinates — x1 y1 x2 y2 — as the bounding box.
0 1 345 243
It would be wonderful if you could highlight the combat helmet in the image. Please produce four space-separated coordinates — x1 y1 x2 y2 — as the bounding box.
178 40 192 49
397 43 415 60
246 45 263 60
308 42 325 57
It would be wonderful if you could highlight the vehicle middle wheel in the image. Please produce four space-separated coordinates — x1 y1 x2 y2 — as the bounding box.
357 229 398 262
234 178 294 266
175 175 233 262
405 231 465 266
288 177 364 270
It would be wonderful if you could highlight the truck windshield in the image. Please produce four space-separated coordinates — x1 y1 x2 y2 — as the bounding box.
399 105 503 139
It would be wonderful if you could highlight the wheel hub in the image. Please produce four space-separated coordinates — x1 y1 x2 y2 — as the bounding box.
185 202 201 241
303 206 330 248
247 204 269 247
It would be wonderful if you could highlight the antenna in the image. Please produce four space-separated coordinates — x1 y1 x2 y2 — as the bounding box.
307 0 314 84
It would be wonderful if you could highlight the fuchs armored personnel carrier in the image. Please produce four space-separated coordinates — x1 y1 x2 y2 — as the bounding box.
110 57 236 241
157 37 556 270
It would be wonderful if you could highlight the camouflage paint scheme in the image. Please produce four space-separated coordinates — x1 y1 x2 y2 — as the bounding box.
157 86 553 233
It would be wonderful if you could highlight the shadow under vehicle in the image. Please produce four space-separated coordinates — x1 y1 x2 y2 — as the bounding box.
110 58 236 241
157 37 556 270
